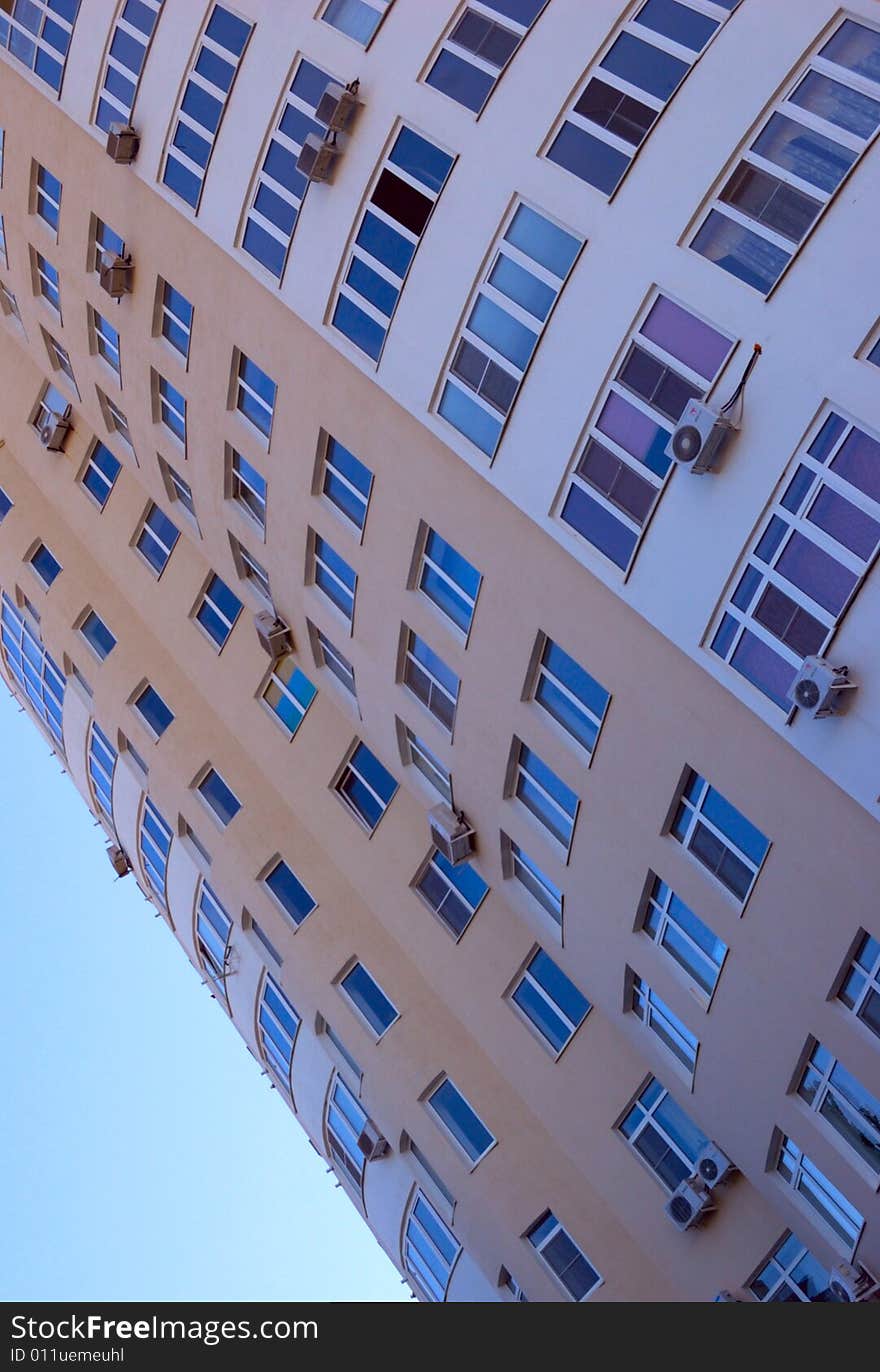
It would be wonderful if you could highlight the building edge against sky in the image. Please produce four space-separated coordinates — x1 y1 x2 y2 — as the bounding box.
0 0 878 1302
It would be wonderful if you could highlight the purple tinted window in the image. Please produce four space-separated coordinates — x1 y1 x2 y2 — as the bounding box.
640 296 730 380
596 391 668 475
808 412 846 462
807 486 880 560
829 427 880 503
775 530 856 614
730 631 796 709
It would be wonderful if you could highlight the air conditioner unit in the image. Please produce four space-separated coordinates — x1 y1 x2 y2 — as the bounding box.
664 1177 715 1231
106 844 130 877
714 1288 750 1302
829 1262 878 1302
254 611 291 660
786 656 857 719
315 80 362 133
295 132 341 183
666 400 734 474
39 409 71 451
694 1142 735 1189
356 1119 389 1161
105 122 140 164
99 251 133 299
429 803 476 866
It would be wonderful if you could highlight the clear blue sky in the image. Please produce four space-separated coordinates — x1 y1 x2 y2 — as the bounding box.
0 690 408 1302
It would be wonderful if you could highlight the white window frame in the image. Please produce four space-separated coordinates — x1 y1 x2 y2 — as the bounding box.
669 768 768 907
156 277 193 362
320 0 394 50
324 1074 369 1196
310 620 357 699
617 1075 706 1193
79 441 120 510
33 161 61 233
138 795 173 906
400 721 452 804
257 972 299 1093
629 970 699 1083
503 832 563 928
639 872 726 1002
526 1211 602 1302
195 765 241 829
796 1040 880 1181
836 930 880 1042
423 2 546 117
425 1075 495 1168
227 445 266 532
88 304 121 378
402 627 459 734
135 502 179 576
510 738 579 854
403 1189 461 1302
32 247 60 313
333 740 396 833
93 0 164 133
233 350 276 444
87 720 117 825
774 1132 864 1256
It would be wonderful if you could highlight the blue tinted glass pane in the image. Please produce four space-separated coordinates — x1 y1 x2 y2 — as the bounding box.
266 861 314 924
327 438 371 495
243 219 287 277
181 81 222 134
635 0 717 50
352 742 397 804
535 675 597 751
504 204 581 277
333 295 386 359
346 256 399 316
205 5 251 55
420 569 470 632
388 127 453 194
438 382 502 456
430 1080 493 1159
543 641 609 718
253 182 297 236
425 530 480 598
163 154 202 207
468 294 537 370
83 613 115 659
201 771 240 823
322 0 380 45
601 31 688 100
433 849 488 907
195 45 234 91
752 113 854 194
410 635 458 696
692 210 790 293
530 949 590 1025
701 786 768 865
342 963 397 1034
520 745 577 815
356 210 415 276
315 537 356 589
513 978 571 1052
138 686 173 735
489 254 555 320
426 49 494 113
547 121 630 194
561 484 637 569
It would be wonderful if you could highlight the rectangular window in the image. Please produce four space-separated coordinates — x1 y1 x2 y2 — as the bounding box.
87 722 117 823
196 766 241 827
506 834 562 925
331 125 455 362
526 1211 602 1301
618 1075 708 1192
0 280 21 323
261 654 317 738
321 0 393 47
402 628 460 733
95 0 164 133
426 1076 494 1165
311 531 357 626
559 292 733 571
30 542 61 589
692 18 880 294
80 608 116 660
80 441 121 510
629 970 699 1079
0 0 82 94
133 682 174 738
775 1134 864 1254
335 740 397 831
154 371 187 445
161 4 253 210
413 847 488 939
508 947 590 1055
529 635 610 758
439 200 581 456
264 857 316 928
232 537 272 602
194 573 242 649
867 336 880 369
416 526 481 636
233 351 277 441
158 457 197 521
91 218 125 273
669 767 769 904
97 387 134 450
340 960 399 1038
139 796 172 903
401 724 452 804
195 881 232 984
319 434 373 534
41 330 78 396
0 486 11 523
321 1020 363 1086
33 249 60 312
34 163 61 232
407 1140 456 1214
250 916 282 966
797 1041 880 1179
425 2 548 115
0 213 6 269
510 739 579 853
403 1191 460 1302
749 1232 833 1302
709 410 880 712
311 622 357 698
89 306 121 377
228 447 266 530
258 974 300 1088
158 279 193 360
0 594 65 747
837 931 880 1042
639 874 727 999
32 382 67 435
135 503 180 575
325 1076 369 1192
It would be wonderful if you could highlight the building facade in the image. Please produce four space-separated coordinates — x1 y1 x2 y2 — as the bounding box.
0 0 879 1301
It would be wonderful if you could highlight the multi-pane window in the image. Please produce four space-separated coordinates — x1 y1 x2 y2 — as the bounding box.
546 1 741 197
526 1211 601 1302
710 410 880 711
79 609 116 661
426 1077 494 1165
250 917 281 967
135 503 179 575
508 948 590 1055
335 741 397 832
261 655 317 738
402 629 459 733
404 1191 460 1302
42 331 78 395
133 682 174 738
30 542 61 589
439 201 581 458
34 163 61 232
322 1020 363 1087
0 594 65 747
629 971 699 1079
91 218 124 273
320 435 373 534
139 797 173 904
311 532 357 627
312 623 357 699
97 388 134 449
242 58 333 280
321 0 393 47
228 448 266 531
332 126 454 362
669 767 769 905
0 280 22 323
0 0 82 94
90 306 121 377
325 1077 370 1192
233 539 272 602
692 17 880 295
197 767 241 827
559 293 733 572
775 1134 864 1254
425 1 548 114
154 372 187 445
416 528 480 636
87 722 117 824
32 382 67 434
158 279 193 360
258 974 300 1090
414 847 488 939
264 857 316 928
640 874 727 999
507 836 562 925
195 881 232 987
162 5 253 210
159 458 197 520
867 335 880 368
94 0 164 133
837 931 880 1042
530 636 609 758
33 250 60 311
618 1076 708 1192
194 573 242 649
402 725 452 804
0 214 7 268
80 441 121 510
233 351 276 441
340 961 399 1038
797 1041 880 1179
0 487 12 523
511 740 579 853
749 1232 834 1303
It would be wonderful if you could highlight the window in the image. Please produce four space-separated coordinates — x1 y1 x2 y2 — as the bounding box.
0 213 6 269
80 609 116 661
139 797 173 904
154 372 187 445
69 662 93 701
546 1 741 197
195 881 232 988
180 820 211 869
505 835 562 926
32 382 67 434
95 0 164 133
669 768 769 905
837 931 880 1042
500 1269 528 1301
194 574 242 649
263 857 316 928
406 1139 456 1214
87 722 117 824
692 17 880 294
158 457 197 521
618 1076 708 1192
232 537 272 602
30 542 61 589
308 532 357 628
196 766 241 827
41 331 78 395
325 1076 370 1192
425 2 548 115
311 622 357 699
0 280 22 324
339 961 399 1038
867 336 880 369
775 1134 864 1254
319 435 373 535
250 917 282 967
97 387 134 450
321 0 393 47
335 741 397 831
258 974 300 1089
91 218 124 274
80 442 121 510
261 655 317 738
162 5 253 210
0 486 12 523
33 249 60 312
403 1191 460 1302
242 57 334 279
639 874 727 999
559 292 733 571
321 1020 363 1087
402 629 460 733
332 125 455 362
0 0 82 94
0 594 65 747
89 306 121 377
510 740 579 853
710 410 880 712
426 1076 494 1165
439 200 581 458
749 1232 834 1303
526 1211 601 1301
135 503 179 575
0 127 4 184
529 636 609 758
415 527 481 636
400 723 452 804
233 351 276 441
157 279 193 361
629 971 699 1080
133 682 174 738
34 163 61 232
228 447 266 531
508 948 590 1055
413 847 488 939
797 1041 880 1179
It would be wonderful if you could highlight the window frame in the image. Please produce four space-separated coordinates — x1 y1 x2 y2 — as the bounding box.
505 945 591 1058
332 738 398 834
773 1131 864 1256
627 967 700 1086
667 766 769 908
424 1074 496 1168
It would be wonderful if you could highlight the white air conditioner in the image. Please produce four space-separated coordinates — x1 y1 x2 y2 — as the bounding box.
694 1142 735 1189
356 1120 389 1161
829 1262 878 1302
316 79 362 132
99 251 133 298
429 804 476 866
664 1177 715 1231
295 132 341 183
666 400 734 474
107 844 130 877
254 610 291 660
106 122 140 164
39 409 71 452
786 656 857 719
